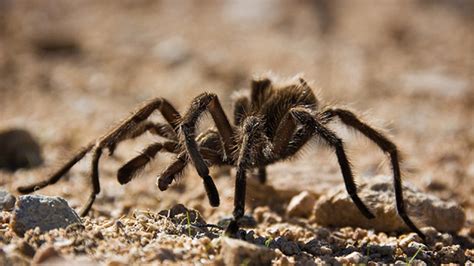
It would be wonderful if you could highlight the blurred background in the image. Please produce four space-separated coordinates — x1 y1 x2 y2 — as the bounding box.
0 0 473 225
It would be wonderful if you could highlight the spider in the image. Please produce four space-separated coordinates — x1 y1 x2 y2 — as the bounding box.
17 75 425 239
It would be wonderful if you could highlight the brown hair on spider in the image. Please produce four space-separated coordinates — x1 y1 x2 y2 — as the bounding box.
17 74 425 240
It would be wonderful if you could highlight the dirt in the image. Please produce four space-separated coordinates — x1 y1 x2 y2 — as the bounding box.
0 0 473 264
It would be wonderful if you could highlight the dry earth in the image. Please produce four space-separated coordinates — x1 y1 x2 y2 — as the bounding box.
0 0 473 265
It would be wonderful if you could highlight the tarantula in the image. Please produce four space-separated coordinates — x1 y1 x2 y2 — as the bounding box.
18 75 424 239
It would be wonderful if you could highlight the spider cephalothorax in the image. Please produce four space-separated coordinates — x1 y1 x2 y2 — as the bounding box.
18 75 425 239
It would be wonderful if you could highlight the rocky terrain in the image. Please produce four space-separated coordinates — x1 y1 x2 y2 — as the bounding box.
0 0 473 264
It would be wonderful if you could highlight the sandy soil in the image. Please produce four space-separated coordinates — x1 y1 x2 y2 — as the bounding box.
0 0 473 264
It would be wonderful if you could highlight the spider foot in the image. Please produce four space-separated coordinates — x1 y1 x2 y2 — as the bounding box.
351 193 376 219
79 194 96 217
203 176 220 207
224 219 240 237
17 184 38 194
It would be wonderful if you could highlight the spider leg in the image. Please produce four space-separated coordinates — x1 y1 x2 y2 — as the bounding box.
273 109 298 155
18 98 181 215
250 77 272 111
117 141 179 185
233 94 250 126
156 146 224 189
157 156 188 191
181 93 235 207
108 122 178 155
157 131 225 194
79 146 103 216
321 108 425 239
233 95 268 183
17 143 95 193
226 116 265 236
291 108 376 220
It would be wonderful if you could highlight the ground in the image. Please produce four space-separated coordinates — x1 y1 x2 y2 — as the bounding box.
0 0 473 265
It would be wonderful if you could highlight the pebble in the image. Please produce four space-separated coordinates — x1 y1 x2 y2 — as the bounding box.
275 237 301 256
369 243 396 257
18 240 36 258
399 233 422 249
340 251 365 264
303 239 332 256
437 245 466 264
0 189 16 211
32 245 60 264
10 195 82 236
286 191 316 218
403 242 430 262
219 237 275 266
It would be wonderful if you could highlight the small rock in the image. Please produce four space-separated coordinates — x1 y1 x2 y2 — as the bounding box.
353 228 368 240
10 195 81 236
314 227 331 239
303 239 332 256
403 242 431 262
314 175 465 233
409 259 427 266
440 233 453 246
343 251 365 264
286 191 316 218
155 248 177 262
437 245 466 264
0 129 43 171
32 245 59 264
0 189 16 211
158 204 206 225
399 233 422 249
275 237 301 256
18 240 35 258
254 206 283 225
420 226 439 241
368 244 396 257
219 237 275 266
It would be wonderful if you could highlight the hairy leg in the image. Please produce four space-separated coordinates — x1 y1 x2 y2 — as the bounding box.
233 95 250 126
156 149 223 197
226 116 266 236
321 108 425 239
157 131 225 202
108 122 178 155
291 108 376 219
18 98 181 215
79 146 103 216
17 143 94 193
250 77 272 111
117 141 179 185
181 93 235 207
